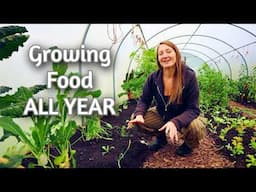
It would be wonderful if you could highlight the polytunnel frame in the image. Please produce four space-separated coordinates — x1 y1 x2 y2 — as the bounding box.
79 24 91 74
113 24 252 99
162 24 253 75
125 24 255 77
169 34 248 76
181 52 208 66
181 24 201 50
181 48 222 73
81 24 256 100
204 40 256 70
176 42 228 75
78 24 137 101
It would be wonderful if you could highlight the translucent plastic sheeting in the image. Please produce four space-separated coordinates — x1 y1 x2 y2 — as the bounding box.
0 24 87 101
105 24 256 101
0 24 86 88
1 24 255 102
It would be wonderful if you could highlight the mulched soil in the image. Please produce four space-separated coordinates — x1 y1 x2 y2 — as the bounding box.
143 133 234 168
229 101 256 119
72 99 236 168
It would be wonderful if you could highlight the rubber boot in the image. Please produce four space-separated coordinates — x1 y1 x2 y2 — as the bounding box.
175 142 192 156
148 133 167 151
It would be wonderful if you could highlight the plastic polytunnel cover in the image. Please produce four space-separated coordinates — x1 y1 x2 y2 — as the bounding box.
1 23 256 169
0 23 256 104
81 24 256 101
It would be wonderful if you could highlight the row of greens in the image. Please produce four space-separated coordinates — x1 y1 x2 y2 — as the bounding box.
197 64 256 168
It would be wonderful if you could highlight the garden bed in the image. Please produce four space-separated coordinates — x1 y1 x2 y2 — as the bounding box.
70 100 240 168
205 102 256 168
21 100 255 168
71 100 153 168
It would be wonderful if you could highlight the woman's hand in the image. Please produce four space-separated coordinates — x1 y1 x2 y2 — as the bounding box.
127 115 144 129
159 121 178 144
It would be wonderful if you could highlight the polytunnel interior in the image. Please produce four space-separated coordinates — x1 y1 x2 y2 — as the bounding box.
81 24 256 101
1 22 256 169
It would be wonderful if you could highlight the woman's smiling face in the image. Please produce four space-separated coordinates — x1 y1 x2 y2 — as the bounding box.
157 44 177 69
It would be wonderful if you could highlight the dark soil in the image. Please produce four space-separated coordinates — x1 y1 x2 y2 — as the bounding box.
71 99 153 168
229 101 256 119
204 101 256 168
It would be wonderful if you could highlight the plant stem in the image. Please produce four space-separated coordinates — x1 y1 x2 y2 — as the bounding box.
71 135 84 146
117 139 131 168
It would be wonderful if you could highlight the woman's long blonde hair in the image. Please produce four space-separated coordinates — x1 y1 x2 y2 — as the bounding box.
156 40 184 104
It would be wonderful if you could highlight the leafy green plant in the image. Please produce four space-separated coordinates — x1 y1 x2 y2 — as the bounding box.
230 117 256 136
0 132 29 168
0 85 46 117
229 64 256 104
226 136 244 156
0 25 29 61
219 126 232 141
0 86 12 95
119 48 157 99
82 115 109 141
239 71 256 103
0 40 113 168
0 60 77 168
246 154 256 168
49 59 113 167
249 137 256 150
120 125 129 137
198 63 230 110
0 86 48 166
46 62 81 168
227 78 240 101
0 156 24 168
0 116 56 167
101 145 115 156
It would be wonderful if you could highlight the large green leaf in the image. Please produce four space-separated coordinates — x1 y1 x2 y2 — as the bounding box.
0 136 29 157
0 26 29 61
64 120 77 141
0 34 29 61
0 102 26 117
0 26 28 39
0 86 12 95
0 136 18 156
0 87 33 109
31 129 41 151
0 117 34 148
0 85 46 117
29 84 47 94
52 61 68 76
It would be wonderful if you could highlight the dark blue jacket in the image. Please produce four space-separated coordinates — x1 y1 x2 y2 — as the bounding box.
134 65 200 131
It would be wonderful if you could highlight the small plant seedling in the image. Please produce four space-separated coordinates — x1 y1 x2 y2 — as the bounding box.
101 145 115 156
